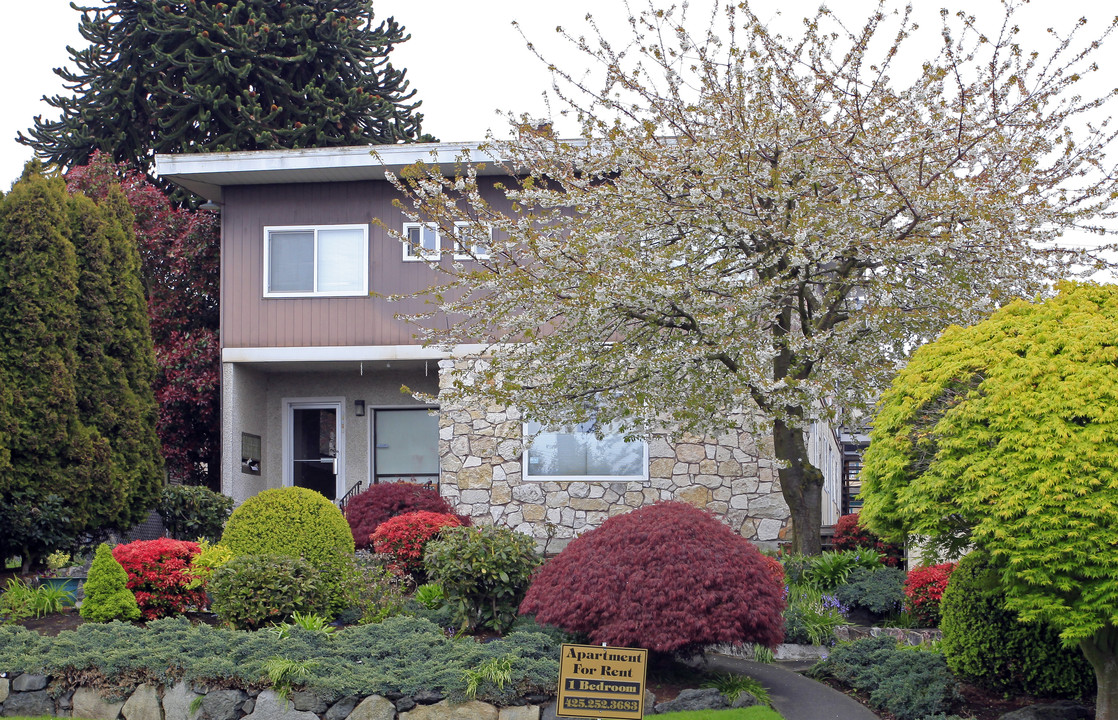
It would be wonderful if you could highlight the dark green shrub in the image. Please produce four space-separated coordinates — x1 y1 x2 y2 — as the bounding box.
209 554 329 630
331 553 408 625
809 636 959 720
834 566 906 620
80 543 141 623
940 552 1095 699
425 525 539 633
158 484 234 542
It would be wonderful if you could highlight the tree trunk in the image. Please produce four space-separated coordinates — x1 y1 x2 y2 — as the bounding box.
1081 626 1118 720
772 418 824 555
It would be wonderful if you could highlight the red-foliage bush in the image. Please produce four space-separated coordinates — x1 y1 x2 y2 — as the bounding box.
519 502 785 653
370 511 463 577
760 553 785 592
832 513 905 567
345 482 467 550
904 562 957 627
112 538 207 620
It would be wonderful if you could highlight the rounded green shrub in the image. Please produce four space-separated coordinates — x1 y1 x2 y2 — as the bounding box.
940 552 1095 698
834 566 907 622
80 543 141 623
221 487 355 564
425 525 540 634
209 554 329 630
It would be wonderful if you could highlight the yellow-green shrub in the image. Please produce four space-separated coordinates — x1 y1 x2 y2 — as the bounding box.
186 539 234 591
221 487 355 565
80 543 140 623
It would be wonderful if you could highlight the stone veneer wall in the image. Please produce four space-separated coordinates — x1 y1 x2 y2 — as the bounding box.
436 359 792 552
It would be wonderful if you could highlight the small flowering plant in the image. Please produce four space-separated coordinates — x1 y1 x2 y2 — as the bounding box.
112 538 206 620
903 562 957 627
370 511 462 578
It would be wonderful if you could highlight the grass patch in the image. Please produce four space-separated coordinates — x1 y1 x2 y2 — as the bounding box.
656 708 784 720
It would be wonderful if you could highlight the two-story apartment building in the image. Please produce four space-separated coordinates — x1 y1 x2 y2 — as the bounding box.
156 142 843 551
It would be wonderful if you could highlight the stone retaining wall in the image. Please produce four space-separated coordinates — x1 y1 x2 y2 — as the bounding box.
437 359 792 553
0 675 550 720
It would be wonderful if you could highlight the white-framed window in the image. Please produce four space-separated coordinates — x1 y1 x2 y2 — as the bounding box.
264 224 368 297
402 222 441 261
522 420 648 483
453 221 492 260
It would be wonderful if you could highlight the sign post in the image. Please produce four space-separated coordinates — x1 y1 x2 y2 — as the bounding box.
556 643 648 719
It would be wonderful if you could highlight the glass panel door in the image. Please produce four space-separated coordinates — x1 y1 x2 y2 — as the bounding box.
374 409 439 487
292 406 339 500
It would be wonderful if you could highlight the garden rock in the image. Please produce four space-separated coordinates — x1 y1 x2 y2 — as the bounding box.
998 701 1093 720
653 688 728 714
11 673 48 692
243 690 319 720
123 684 162 720
349 694 397 720
326 696 360 720
499 705 540 720
202 689 249 720
241 700 255 715
395 697 418 712
293 691 328 714
400 699 500 720
163 681 203 720
540 701 589 720
73 686 126 719
0 678 8 703
414 690 446 705
3 689 54 717
58 689 76 710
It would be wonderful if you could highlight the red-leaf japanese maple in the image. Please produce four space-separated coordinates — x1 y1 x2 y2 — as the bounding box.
833 513 904 567
520 502 785 652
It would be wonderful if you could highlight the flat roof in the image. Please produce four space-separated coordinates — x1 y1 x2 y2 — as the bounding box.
153 141 507 202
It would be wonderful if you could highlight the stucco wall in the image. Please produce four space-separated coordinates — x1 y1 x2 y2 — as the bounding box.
222 363 439 504
436 359 792 552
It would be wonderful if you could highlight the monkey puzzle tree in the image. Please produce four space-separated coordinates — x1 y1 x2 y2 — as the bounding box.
388 3 1117 553
859 283 1118 718
20 0 430 185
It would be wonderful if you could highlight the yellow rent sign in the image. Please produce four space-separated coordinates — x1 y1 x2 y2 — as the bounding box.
556 644 648 719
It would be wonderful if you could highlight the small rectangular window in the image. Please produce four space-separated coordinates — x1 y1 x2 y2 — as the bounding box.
523 420 648 482
402 222 440 261
264 225 368 297
453 222 492 260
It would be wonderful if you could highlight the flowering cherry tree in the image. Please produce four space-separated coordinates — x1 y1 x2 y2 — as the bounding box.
389 3 1117 554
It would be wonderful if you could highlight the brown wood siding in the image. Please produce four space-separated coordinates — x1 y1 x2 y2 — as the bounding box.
221 178 510 349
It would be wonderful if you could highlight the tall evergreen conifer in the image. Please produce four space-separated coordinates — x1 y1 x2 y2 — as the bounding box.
20 0 431 184
69 188 163 529
0 164 162 566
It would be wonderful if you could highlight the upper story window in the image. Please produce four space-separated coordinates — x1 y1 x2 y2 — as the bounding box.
402 222 440 261
453 222 492 260
264 224 368 297
523 420 648 483
403 222 492 261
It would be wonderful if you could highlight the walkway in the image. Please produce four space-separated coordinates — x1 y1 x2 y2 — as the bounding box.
702 652 879 720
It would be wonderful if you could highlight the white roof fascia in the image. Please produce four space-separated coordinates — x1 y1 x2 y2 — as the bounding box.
153 141 508 202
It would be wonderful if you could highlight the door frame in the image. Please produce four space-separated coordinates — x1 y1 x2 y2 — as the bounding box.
282 396 346 500
369 404 440 486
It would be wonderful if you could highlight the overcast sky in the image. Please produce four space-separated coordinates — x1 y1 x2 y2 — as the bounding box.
0 0 1113 259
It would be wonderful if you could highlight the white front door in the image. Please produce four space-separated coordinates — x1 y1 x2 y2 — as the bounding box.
283 399 345 501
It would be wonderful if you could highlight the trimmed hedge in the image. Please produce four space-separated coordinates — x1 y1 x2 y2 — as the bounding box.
209 554 329 630
157 484 234 542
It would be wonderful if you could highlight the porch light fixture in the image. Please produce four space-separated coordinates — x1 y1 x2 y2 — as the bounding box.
198 199 222 212
354 400 366 417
